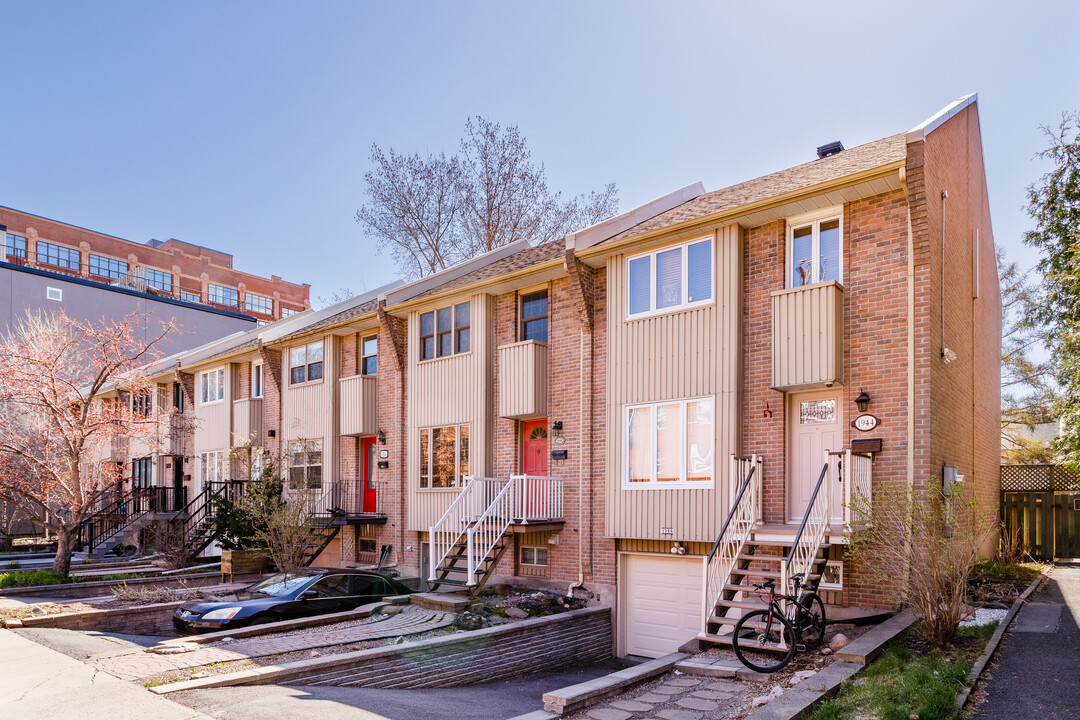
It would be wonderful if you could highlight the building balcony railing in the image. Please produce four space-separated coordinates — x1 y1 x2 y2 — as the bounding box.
231 398 264 446
339 375 377 436
497 340 548 419
770 281 844 390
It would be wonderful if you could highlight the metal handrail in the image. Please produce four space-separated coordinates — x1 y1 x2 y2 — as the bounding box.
781 457 832 606
428 477 506 582
707 461 758 563
702 454 761 633
843 449 873 528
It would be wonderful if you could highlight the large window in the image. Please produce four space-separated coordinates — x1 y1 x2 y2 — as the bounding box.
144 267 172 293
520 290 549 342
788 211 842 287
289 440 323 489
290 340 324 384
36 241 80 270
419 425 469 488
419 302 470 360
131 389 152 418
626 237 712 317
245 293 273 314
199 368 225 404
281 307 300 318
624 397 714 487
3 233 26 261
361 336 378 375
208 283 239 307
131 457 152 490
89 253 128 280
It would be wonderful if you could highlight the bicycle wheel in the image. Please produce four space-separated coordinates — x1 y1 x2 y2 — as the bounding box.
732 609 796 673
796 592 827 648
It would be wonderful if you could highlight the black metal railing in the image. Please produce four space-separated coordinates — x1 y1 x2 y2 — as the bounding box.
78 486 188 554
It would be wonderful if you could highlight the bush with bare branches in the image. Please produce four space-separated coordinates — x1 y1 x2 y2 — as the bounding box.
847 479 997 646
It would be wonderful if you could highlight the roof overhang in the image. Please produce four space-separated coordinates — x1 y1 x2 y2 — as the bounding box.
906 93 977 143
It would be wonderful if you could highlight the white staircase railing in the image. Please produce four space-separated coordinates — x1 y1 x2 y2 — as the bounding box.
428 476 506 583
702 454 762 634
781 452 834 607
511 474 565 522
464 480 517 585
843 449 873 528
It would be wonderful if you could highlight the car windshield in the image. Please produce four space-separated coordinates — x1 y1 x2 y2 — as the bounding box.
246 572 315 597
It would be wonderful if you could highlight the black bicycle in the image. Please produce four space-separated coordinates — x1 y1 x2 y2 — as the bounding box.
731 575 827 673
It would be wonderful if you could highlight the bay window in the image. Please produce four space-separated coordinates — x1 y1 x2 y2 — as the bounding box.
624 396 714 487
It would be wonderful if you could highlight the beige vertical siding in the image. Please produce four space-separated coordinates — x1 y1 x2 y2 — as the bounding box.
407 293 495 531
193 365 231 455
496 340 548 418
606 226 742 543
282 334 340 492
770 281 844 389
231 398 263 446
339 375 378 436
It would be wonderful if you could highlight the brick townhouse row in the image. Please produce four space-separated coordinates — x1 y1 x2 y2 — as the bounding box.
111 95 1000 658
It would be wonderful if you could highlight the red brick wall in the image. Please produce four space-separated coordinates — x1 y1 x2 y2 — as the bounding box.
919 104 1001 557
258 346 283 460
374 312 412 574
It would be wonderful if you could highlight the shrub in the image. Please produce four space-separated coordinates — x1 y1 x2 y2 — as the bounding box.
0 569 69 588
847 478 997 647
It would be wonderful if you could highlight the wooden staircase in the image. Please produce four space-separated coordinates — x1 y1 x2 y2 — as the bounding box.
428 528 513 592
700 535 829 644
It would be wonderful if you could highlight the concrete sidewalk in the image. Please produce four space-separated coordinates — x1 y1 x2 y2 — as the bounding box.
0 628 214 720
972 561 1080 718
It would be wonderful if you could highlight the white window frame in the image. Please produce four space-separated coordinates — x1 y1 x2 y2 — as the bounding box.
288 439 323 490
520 545 549 566
252 362 263 399
199 368 225 405
419 424 470 489
785 206 844 288
289 340 324 385
198 450 223 492
622 396 715 488
625 236 714 319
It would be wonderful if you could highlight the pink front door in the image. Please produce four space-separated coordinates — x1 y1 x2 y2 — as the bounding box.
787 391 844 523
522 420 548 475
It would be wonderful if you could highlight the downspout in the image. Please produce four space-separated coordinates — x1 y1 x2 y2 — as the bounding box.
569 327 586 598
902 163 915 605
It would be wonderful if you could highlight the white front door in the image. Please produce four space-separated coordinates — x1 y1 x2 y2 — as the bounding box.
787 391 843 523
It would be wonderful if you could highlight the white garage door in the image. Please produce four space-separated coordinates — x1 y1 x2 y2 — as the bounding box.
621 554 703 658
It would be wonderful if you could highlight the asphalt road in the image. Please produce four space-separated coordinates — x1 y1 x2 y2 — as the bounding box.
169 662 628 720
973 561 1080 719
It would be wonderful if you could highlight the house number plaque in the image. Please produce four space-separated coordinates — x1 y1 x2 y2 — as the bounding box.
852 414 880 432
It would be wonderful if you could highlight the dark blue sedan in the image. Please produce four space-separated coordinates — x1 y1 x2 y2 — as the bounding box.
173 568 413 634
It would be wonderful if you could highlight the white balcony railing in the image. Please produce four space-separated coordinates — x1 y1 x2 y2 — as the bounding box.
843 449 873 527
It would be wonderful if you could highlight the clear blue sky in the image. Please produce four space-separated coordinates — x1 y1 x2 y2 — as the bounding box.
1 1 1075 302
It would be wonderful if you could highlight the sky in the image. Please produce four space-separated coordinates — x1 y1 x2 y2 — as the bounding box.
1 1 1076 304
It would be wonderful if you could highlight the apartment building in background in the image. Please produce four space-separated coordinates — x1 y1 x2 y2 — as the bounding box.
91 95 1000 661
1 204 310 351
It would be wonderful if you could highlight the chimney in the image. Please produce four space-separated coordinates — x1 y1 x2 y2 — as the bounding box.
816 141 844 159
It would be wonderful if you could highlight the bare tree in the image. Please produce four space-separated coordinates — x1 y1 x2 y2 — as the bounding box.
355 147 464 279
356 117 619 279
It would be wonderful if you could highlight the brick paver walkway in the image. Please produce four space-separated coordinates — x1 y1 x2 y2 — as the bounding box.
90 606 455 680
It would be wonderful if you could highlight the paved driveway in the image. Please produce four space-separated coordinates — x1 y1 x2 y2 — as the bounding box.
972 561 1080 719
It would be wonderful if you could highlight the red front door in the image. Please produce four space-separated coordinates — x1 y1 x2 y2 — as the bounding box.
362 438 377 514
522 420 548 474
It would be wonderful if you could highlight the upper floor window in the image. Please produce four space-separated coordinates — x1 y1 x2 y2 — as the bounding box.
290 340 324 385
199 368 225 405
281 307 300 318
252 362 263 398
419 424 469 488
180 290 201 304
624 396 714 487
420 302 470 360
131 389 152 418
245 293 273 315
36 241 80 271
361 335 378 375
89 254 128 280
144 267 172 293
788 211 842 288
4 233 26 261
208 283 239 307
131 457 152 489
627 238 712 318
521 290 548 342
173 382 185 412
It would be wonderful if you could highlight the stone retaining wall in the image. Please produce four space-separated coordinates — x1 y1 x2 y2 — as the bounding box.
281 605 612 689
14 601 184 635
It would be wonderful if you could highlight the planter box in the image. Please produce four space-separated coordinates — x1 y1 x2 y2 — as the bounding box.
222 549 269 581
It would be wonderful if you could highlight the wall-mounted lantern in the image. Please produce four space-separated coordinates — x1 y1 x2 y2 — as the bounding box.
854 389 871 413
376 430 386 445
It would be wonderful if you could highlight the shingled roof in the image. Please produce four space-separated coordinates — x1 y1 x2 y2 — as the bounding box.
409 241 565 301
607 133 907 244
275 297 380 342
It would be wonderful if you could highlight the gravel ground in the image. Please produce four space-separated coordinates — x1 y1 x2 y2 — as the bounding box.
961 608 1009 627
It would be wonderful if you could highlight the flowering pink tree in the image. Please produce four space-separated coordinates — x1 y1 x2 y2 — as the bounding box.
0 310 178 575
